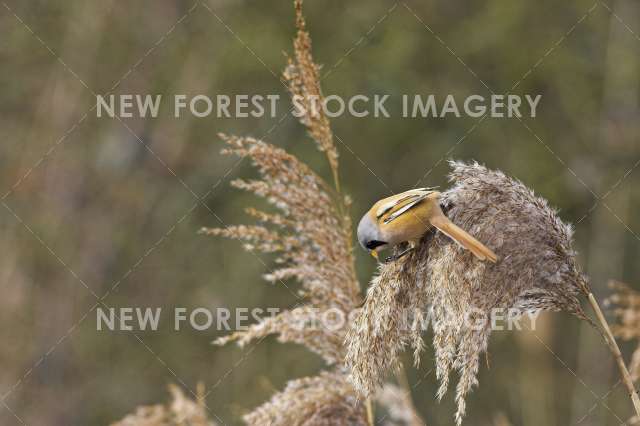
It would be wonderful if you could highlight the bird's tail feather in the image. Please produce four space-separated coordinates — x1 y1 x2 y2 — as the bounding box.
430 214 498 263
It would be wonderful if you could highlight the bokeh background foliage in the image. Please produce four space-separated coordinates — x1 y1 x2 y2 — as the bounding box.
1 0 639 424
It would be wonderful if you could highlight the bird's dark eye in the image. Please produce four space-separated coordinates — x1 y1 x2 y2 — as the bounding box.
365 240 386 250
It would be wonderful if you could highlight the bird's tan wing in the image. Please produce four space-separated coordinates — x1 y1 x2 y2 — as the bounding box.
383 194 428 224
376 188 433 223
375 188 427 218
378 189 436 224
429 213 498 263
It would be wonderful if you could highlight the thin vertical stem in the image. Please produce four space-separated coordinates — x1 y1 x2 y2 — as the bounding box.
365 398 374 426
331 167 341 195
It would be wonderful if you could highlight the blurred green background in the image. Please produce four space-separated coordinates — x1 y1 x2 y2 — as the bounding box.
1 0 639 424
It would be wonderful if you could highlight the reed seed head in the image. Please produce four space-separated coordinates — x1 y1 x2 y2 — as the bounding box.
346 160 590 425
111 384 215 426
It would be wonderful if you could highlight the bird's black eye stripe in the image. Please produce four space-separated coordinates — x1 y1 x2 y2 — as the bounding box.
366 240 386 250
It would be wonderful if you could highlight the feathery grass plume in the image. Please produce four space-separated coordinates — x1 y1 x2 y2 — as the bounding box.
345 259 428 397
283 0 340 190
203 134 366 423
213 305 347 365
606 280 640 381
111 384 216 426
203 135 359 364
204 2 371 424
376 384 425 426
347 160 592 425
242 371 367 425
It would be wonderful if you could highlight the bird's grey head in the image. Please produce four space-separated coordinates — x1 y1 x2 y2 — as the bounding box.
357 213 387 253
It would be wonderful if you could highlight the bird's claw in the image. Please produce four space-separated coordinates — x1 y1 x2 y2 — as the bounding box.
383 247 414 263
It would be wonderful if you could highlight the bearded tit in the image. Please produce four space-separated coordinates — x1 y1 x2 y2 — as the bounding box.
357 188 497 263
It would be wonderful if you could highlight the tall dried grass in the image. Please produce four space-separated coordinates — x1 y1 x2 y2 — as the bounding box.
203 133 358 366
241 372 366 425
203 1 421 425
284 0 339 191
111 384 215 426
114 1 416 424
204 0 358 358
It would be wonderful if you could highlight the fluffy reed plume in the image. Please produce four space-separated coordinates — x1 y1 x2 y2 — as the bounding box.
111 384 216 426
346 161 592 425
203 134 359 365
204 126 363 425
606 280 640 381
203 1 374 424
283 0 339 190
376 384 424 426
345 260 428 397
242 372 366 425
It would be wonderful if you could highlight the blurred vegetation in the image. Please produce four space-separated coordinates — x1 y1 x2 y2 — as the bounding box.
1 0 639 425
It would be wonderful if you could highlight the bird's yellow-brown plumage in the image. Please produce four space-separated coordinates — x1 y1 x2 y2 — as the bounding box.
358 188 497 263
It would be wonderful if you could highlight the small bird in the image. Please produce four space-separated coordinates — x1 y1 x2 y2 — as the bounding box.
357 188 498 263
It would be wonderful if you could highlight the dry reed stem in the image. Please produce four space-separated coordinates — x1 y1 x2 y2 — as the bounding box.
365 398 374 426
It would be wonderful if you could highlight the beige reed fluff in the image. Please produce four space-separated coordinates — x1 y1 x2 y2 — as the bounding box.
111 384 216 426
199 1 374 423
346 160 591 425
242 372 367 426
